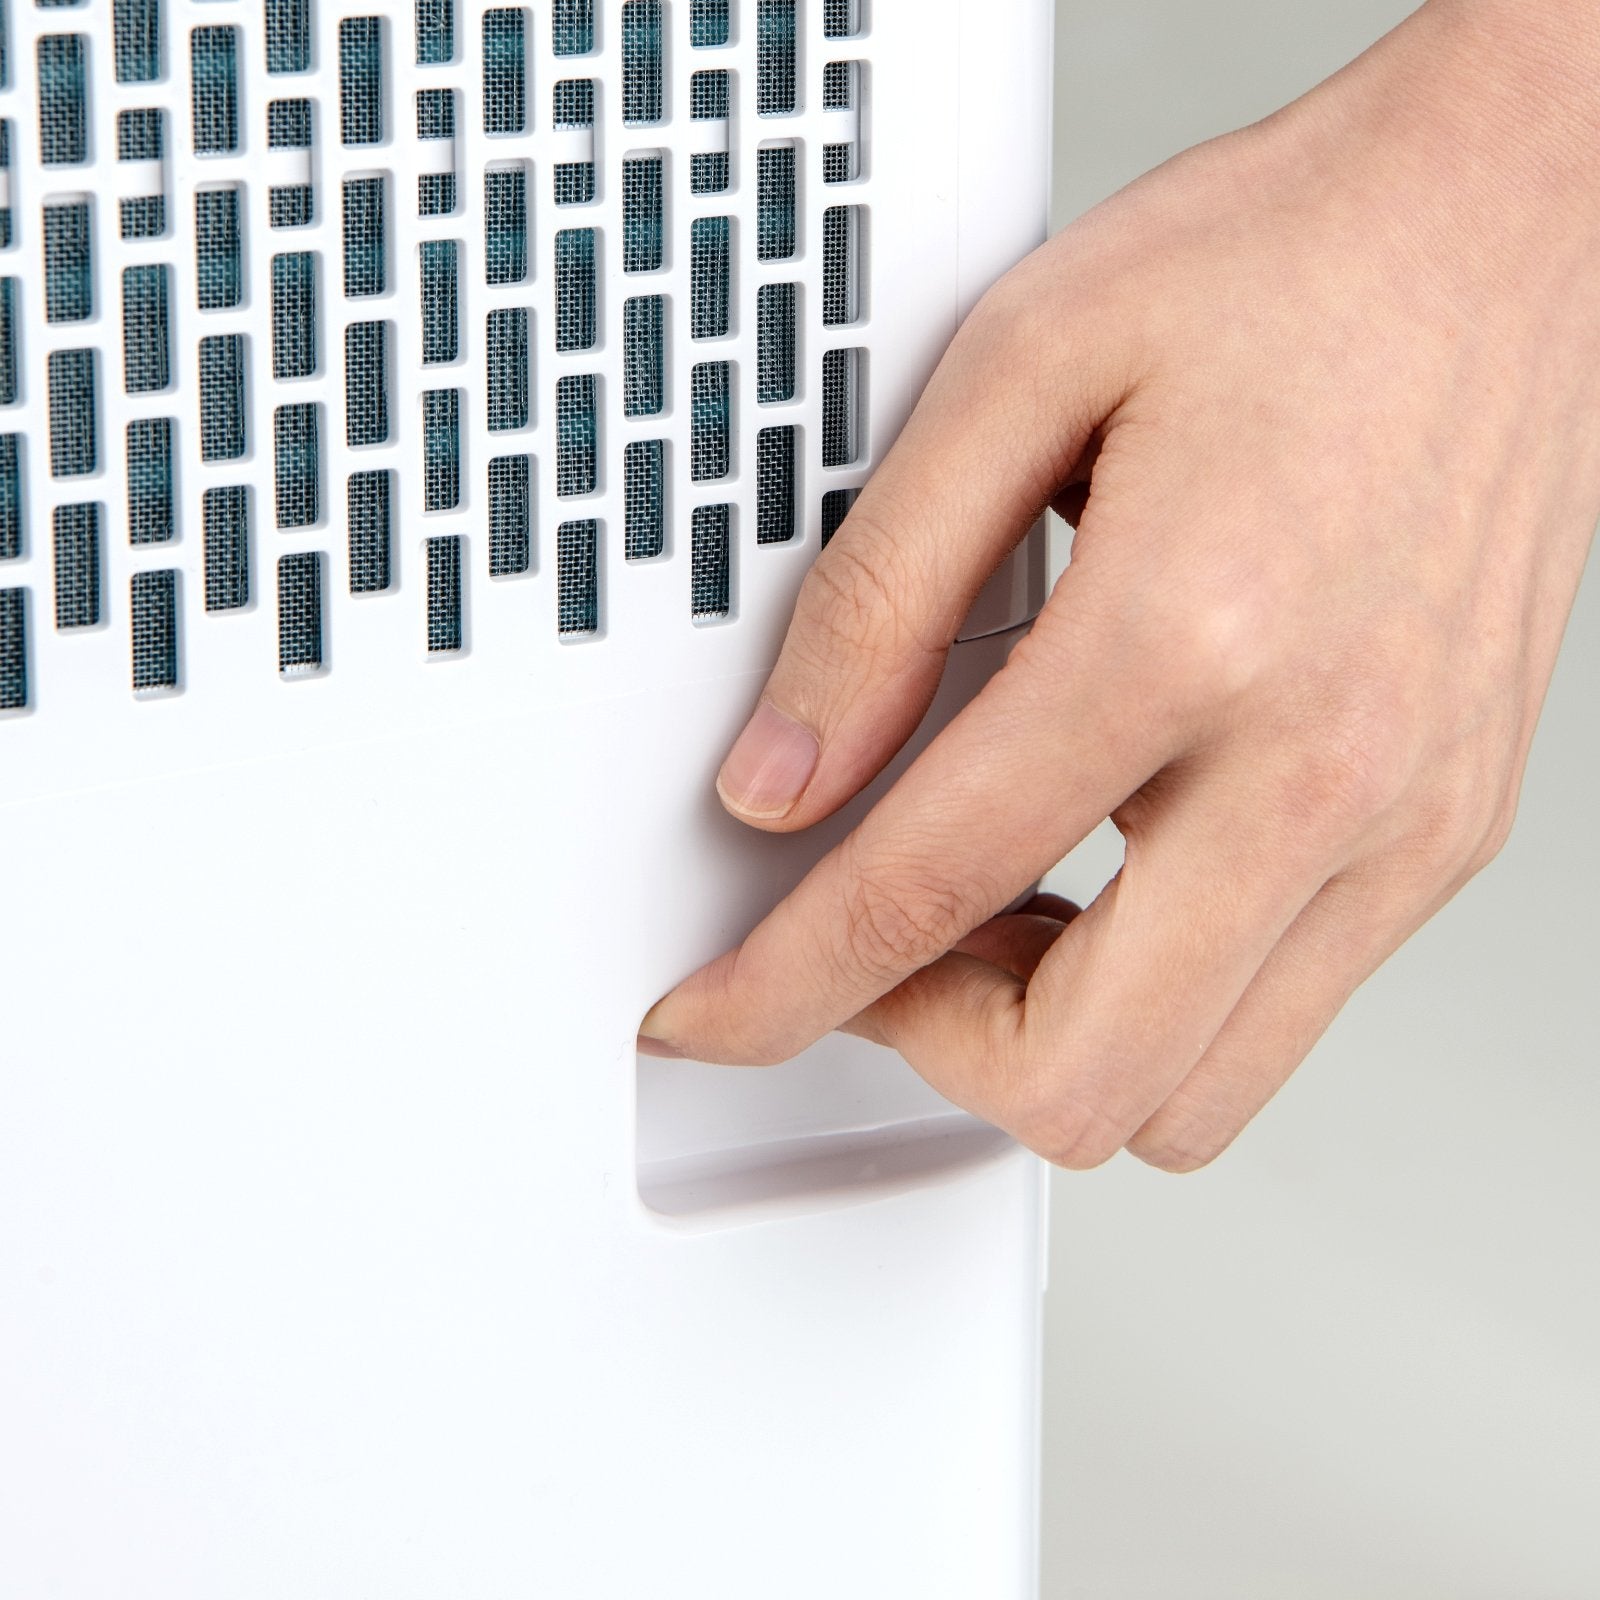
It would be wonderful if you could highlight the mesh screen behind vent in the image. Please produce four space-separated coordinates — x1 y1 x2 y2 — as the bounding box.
0 0 880 704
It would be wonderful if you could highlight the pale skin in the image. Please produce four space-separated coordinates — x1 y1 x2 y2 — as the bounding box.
639 0 1600 1172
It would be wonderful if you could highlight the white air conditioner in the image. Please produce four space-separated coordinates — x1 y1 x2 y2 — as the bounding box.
0 1 1053 1592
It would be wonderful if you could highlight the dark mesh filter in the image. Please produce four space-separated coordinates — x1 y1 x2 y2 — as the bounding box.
690 152 729 196
342 176 386 294
423 387 460 509
824 59 854 108
757 146 796 260
426 534 462 650
130 568 178 689
270 186 313 228
269 97 312 149
552 79 594 205
126 416 173 544
347 468 391 591
113 0 160 82
191 27 239 154
485 306 528 430
0 434 19 560
118 105 163 158
198 334 246 461
420 239 458 363
690 217 731 338
690 502 730 617
345 320 388 444
483 166 526 283
277 551 322 673
756 0 796 115
757 282 797 402
0 122 12 247
274 402 319 527
756 425 796 543
53 501 100 627
622 1 662 124
823 142 856 184
622 157 663 273
43 201 91 322
121 264 171 393
624 439 664 560
419 172 456 216
48 348 96 477
822 204 860 325
415 0 452 64
195 187 242 309
823 0 858 37
202 484 249 610
691 0 729 47
553 164 594 206
482 9 526 134
271 252 317 379
551 0 593 56
121 195 165 238
555 228 597 351
690 70 730 194
0 280 13 404
339 18 384 145
37 35 87 165
622 295 665 416
266 0 311 73
690 360 730 481
417 85 454 137
821 347 859 467
555 375 597 496
0 587 26 710
488 454 530 576
556 518 598 633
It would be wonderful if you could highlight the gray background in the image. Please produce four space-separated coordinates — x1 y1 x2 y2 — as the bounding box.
1038 3 1600 1595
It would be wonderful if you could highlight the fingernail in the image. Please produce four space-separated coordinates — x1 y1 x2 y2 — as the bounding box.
717 701 819 819
637 1003 685 1059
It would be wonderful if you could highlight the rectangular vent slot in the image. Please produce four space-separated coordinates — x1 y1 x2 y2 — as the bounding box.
821 484 859 546
348 468 391 591
195 187 242 309
117 106 163 159
420 240 459 362
0 588 26 710
690 69 730 193
38 35 87 165
52 501 100 627
757 282 797 402
342 176 386 295
622 1 663 125
271 186 313 229
482 9 526 134
277 550 322 674
486 306 528 430
824 0 859 37
552 0 594 56
266 0 311 74
426 533 462 650
0 281 14 403
191 27 239 154
691 502 731 618
418 86 454 137
121 194 164 239
692 0 729 47
113 0 161 83
423 387 460 509
821 346 861 467
47 348 96 477
690 216 731 338
484 166 527 283
556 373 597 496
623 295 665 416
130 568 177 689
690 360 730 481
416 0 453 65
271 251 317 379
0 434 20 559
202 484 249 610
624 439 665 559
339 18 384 145
756 146 796 260
419 172 456 216
43 201 91 322
268 98 313 228
756 425 796 543
555 228 597 351
757 0 796 115
198 334 246 460
823 203 861 325
553 78 595 204
274 402 319 527
557 517 598 633
126 416 173 544
622 155 663 272
345 320 389 444
1 123 13 247
488 454 531 576
121 264 171 393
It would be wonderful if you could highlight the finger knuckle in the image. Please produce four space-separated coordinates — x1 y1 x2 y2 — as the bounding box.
1290 694 1420 836
839 849 987 986
1011 1085 1131 1171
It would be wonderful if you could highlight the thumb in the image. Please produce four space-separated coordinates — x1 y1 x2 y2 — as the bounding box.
716 261 1135 830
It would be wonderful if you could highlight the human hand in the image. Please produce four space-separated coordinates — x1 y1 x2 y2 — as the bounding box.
639 0 1600 1171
